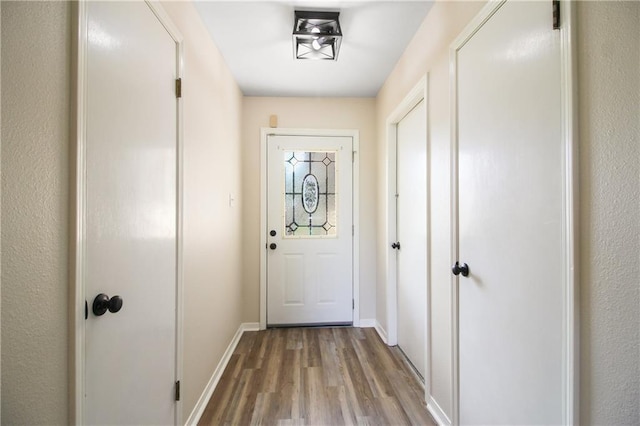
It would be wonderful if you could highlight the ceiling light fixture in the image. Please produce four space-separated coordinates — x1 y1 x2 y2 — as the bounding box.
293 11 342 61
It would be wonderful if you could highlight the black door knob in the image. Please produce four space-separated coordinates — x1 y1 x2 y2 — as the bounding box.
452 262 469 277
108 295 123 313
391 242 401 250
270 230 277 237
270 243 277 250
92 293 124 316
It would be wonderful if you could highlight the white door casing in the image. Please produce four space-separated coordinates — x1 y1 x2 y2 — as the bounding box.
396 99 428 379
74 1 184 424
266 134 353 326
450 0 578 424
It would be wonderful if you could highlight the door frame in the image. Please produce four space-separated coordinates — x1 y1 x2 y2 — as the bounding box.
384 76 430 396
260 128 360 329
70 1 184 423
449 1 578 425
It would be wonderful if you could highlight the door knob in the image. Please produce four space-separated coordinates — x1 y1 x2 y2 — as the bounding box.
270 230 277 237
269 243 277 250
92 293 124 316
452 262 469 277
391 242 401 250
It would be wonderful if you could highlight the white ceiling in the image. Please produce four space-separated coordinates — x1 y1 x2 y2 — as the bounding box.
193 1 434 97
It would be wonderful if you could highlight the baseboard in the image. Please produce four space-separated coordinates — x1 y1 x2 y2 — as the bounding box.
241 322 260 332
184 322 258 425
427 396 451 426
374 320 389 344
358 318 376 328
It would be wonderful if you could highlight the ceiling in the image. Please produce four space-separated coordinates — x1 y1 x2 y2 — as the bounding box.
193 1 434 97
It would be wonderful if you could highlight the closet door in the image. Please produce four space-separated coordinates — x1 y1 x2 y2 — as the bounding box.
83 2 180 423
454 1 565 423
396 99 427 378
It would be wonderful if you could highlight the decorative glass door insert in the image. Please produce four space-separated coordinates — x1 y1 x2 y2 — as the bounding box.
284 151 337 237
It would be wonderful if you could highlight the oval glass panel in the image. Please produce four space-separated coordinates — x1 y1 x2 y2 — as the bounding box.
302 174 319 214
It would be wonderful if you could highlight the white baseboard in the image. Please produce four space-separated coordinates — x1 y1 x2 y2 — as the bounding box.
358 318 376 328
185 322 258 425
374 320 389 344
357 319 389 345
241 322 260 332
427 396 451 426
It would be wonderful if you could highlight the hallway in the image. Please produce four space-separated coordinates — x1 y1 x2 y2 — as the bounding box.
199 327 435 425
1 1 638 424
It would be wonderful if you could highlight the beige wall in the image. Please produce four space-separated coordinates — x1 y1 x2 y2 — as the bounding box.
375 1 485 418
241 97 377 322
577 1 640 424
1 2 71 423
160 2 245 421
1 1 245 423
0 0 3 419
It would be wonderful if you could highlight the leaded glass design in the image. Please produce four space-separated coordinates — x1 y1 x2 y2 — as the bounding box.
284 151 337 237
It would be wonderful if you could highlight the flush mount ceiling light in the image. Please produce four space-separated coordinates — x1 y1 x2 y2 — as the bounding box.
293 11 342 61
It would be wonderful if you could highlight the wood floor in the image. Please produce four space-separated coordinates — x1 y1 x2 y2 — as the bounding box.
198 327 436 426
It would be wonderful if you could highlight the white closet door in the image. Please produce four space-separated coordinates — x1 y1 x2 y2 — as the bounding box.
84 2 179 424
396 99 427 378
456 1 564 423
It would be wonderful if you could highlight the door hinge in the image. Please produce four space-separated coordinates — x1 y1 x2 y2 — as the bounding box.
175 78 182 98
552 0 560 30
175 380 181 401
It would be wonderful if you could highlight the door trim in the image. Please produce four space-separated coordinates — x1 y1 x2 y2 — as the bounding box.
71 1 184 423
259 128 360 330
384 75 429 398
448 1 578 425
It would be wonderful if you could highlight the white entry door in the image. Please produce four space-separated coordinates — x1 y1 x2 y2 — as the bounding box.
455 1 565 423
267 134 353 326
83 2 179 424
396 100 427 378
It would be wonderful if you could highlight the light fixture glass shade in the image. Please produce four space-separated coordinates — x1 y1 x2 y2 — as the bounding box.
293 11 342 61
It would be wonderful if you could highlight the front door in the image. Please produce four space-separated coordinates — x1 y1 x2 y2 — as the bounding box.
267 134 353 326
455 1 564 423
396 99 427 378
83 2 179 424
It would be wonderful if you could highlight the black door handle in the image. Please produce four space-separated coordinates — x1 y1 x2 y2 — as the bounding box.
391 242 401 250
92 293 124 316
452 262 469 277
270 243 277 250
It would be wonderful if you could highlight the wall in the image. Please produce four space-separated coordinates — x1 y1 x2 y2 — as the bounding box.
375 1 485 420
577 1 640 424
241 97 377 323
0 0 3 419
1 1 245 423
1 2 71 424
159 2 245 421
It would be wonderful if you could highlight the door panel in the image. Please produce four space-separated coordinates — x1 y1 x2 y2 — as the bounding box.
396 100 427 378
456 1 563 423
84 2 178 424
284 255 305 305
267 135 353 325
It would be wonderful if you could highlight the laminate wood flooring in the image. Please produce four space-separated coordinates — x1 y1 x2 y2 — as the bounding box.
198 327 436 426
